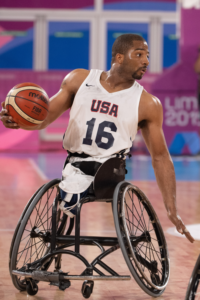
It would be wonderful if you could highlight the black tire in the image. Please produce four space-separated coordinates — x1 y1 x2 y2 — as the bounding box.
113 181 170 297
26 281 38 296
9 184 45 272
83 286 92 298
10 179 74 291
185 255 200 300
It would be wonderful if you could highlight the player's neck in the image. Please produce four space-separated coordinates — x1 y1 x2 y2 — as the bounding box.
101 69 135 91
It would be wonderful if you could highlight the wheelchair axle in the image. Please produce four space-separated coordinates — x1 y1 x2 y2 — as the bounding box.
12 270 131 281
30 231 151 249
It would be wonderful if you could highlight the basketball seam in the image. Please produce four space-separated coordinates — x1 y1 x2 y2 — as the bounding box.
10 86 48 98
8 95 48 111
13 98 44 123
6 96 43 125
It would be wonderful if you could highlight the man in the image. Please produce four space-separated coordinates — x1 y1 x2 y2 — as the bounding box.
0 34 194 243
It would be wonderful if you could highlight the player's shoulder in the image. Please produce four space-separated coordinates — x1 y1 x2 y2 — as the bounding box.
66 69 89 80
140 89 162 112
61 69 90 91
139 89 163 123
68 68 90 79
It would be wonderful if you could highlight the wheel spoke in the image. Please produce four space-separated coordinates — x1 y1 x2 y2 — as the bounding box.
21 232 31 242
125 217 144 233
17 236 31 263
127 192 147 232
10 181 74 292
124 201 133 234
132 191 134 234
34 205 47 232
149 242 162 264
17 239 43 256
35 187 55 228
47 190 49 231
36 215 52 230
35 203 53 230
116 184 169 294
127 190 146 229
140 243 162 256
34 197 42 227
138 199 148 231
23 240 46 266
125 202 146 232
23 238 31 267
29 217 33 231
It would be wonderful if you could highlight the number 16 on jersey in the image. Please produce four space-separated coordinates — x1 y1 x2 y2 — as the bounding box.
82 118 117 150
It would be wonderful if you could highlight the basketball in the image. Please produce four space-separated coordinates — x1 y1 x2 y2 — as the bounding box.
5 82 49 128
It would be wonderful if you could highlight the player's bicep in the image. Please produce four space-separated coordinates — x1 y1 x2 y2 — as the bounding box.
141 123 168 158
41 88 73 128
140 99 169 159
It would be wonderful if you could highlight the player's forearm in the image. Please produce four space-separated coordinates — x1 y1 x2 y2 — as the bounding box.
18 117 51 131
152 154 177 215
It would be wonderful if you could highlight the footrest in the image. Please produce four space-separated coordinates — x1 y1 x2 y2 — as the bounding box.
12 270 131 281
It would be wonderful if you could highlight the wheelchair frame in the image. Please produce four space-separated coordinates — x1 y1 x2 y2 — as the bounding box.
10 175 170 298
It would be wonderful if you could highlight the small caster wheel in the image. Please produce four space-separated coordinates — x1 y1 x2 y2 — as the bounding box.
83 286 92 298
81 280 94 299
26 280 38 296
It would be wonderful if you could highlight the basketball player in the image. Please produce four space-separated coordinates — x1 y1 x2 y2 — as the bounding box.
0 34 194 243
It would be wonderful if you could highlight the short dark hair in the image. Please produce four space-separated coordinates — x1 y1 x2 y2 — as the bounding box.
111 33 146 64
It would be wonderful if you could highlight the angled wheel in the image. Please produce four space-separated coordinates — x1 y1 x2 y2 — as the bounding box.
185 255 200 300
10 179 74 291
113 181 170 297
9 184 45 271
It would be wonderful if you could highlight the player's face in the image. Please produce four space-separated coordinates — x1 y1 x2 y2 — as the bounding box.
123 40 149 80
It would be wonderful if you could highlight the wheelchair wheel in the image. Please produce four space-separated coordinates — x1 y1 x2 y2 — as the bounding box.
10 178 74 291
9 184 45 271
113 181 170 297
185 255 200 300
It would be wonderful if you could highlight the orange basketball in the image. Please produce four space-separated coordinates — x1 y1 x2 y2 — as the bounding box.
5 82 49 129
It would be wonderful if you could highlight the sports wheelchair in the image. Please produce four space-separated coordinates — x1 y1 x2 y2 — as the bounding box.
9 157 170 298
185 254 200 300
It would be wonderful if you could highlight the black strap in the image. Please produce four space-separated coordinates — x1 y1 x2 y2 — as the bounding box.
116 149 132 159
71 161 102 176
67 150 91 159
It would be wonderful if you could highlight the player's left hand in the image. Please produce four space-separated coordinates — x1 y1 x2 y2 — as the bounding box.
0 102 20 129
167 212 195 243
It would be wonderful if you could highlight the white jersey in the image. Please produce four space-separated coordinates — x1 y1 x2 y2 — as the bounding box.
63 69 143 159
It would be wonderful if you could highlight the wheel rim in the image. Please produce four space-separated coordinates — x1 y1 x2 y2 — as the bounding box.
12 182 70 288
120 184 169 291
189 275 200 300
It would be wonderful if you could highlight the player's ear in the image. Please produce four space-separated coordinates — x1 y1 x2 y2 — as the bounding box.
115 53 124 64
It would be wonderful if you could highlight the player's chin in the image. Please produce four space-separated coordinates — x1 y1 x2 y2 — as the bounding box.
132 74 143 80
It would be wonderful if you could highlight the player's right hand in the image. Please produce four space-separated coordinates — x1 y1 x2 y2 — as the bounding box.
0 102 20 129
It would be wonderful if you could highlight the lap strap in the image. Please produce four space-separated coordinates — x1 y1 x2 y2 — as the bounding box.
67 151 91 159
71 161 102 176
